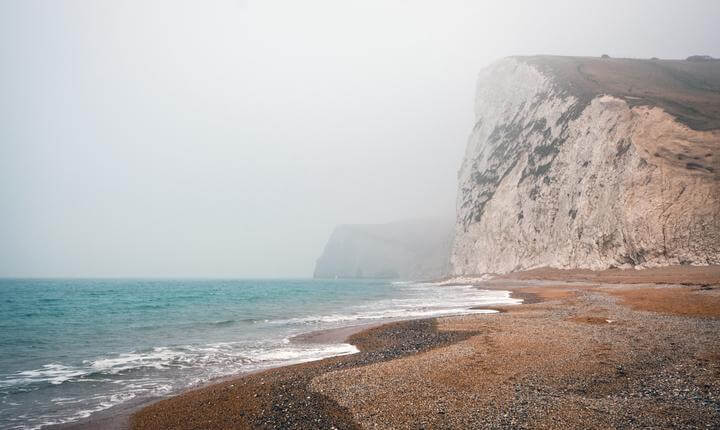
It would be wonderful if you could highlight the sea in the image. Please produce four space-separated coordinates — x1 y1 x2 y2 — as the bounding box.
0 278 520 429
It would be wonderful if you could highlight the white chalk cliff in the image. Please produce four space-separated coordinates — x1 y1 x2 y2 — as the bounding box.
452 56 720 274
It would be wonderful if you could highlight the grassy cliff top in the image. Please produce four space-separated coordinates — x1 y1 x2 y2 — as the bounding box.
516 55 720 130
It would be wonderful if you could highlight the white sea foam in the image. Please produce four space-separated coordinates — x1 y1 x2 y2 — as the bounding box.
270 284 518 327
29 391 138 430
1 364 89 388
276 307 499 326
249 343 359 363
87 347 183 373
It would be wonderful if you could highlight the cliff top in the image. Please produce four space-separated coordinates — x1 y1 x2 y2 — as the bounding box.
514 55 720 130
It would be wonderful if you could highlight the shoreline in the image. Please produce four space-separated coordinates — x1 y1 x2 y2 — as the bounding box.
46 319 397 430
50 266 720 428
289 320 393 345
133 265 720 429
50 317 475 430
50 287 522 430
131 318 480 429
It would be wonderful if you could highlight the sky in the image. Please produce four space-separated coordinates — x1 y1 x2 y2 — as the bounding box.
1 0 718 278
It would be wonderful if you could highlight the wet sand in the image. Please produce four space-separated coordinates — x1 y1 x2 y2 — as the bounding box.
290 321 393 345
72 265 720 429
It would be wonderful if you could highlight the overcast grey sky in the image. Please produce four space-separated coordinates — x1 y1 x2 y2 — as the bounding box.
1 0 718 278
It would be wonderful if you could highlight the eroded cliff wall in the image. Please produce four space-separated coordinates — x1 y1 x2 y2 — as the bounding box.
452 56 720 274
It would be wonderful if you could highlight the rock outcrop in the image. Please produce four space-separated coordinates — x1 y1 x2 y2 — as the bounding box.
314 218 453 280
452 56 720 274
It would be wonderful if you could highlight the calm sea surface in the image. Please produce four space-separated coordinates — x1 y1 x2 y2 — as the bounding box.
0 278 519 429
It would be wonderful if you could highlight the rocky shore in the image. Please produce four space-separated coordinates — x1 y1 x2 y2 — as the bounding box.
130 265 720 429
132 320 475 429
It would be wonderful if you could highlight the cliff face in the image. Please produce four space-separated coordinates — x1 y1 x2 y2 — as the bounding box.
314 218 453 280
452 56 720 274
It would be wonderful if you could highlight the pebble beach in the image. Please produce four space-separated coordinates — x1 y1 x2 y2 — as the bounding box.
125 266 720 429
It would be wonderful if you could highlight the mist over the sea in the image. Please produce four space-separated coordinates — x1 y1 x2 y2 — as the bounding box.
1 0 718 278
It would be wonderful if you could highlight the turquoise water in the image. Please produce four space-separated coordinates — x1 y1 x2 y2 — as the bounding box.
0 279 518 429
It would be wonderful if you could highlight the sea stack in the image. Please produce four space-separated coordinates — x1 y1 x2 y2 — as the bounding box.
451 56 720 274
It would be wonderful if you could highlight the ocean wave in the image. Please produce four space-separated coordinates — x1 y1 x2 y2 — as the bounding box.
0 364 88 388
1 341 358 393
268 284 519 326
27 391 139 430
248 344 358 363
206 318 259 326
86 347 185 373
273 307 500 326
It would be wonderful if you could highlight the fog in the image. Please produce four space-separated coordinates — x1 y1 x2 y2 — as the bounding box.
1 0 718 277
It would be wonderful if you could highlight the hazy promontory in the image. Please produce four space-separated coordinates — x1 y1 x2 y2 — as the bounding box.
313 218 453 280
451 56 720 274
